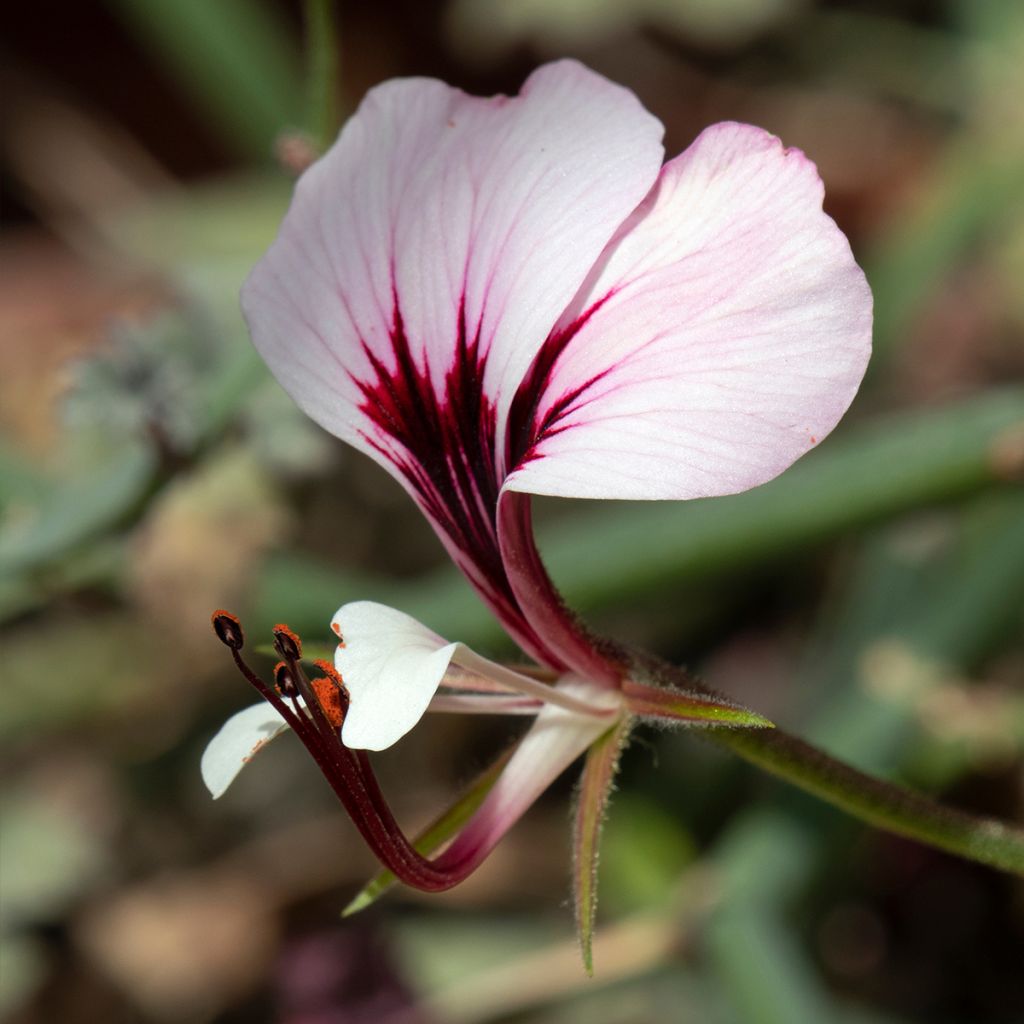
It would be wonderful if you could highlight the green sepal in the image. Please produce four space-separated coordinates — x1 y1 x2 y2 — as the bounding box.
623 680 773 729
572 717 633 975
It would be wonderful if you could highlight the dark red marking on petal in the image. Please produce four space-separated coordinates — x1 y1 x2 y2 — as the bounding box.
353 291 531 638
506 293 614 469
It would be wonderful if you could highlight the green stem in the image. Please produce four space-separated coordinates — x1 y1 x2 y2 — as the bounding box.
705 725 1024 875
303 0 340 150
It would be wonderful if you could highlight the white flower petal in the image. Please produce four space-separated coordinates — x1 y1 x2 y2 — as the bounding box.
506 122 872 500
332 602 617 750
201 702 290 799
333 602 460 751
243 61 662 477
242 62 663 646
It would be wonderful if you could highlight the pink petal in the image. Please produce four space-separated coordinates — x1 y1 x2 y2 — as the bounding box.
243 61 663 653
436 685 616 874
504 122 872 501
428 693 541 715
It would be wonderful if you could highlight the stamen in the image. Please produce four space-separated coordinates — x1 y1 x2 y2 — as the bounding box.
210 610 489 893
211 610 244 650
274 660 299 698
310 678 345 728
312 659 350 729
272 623 302 661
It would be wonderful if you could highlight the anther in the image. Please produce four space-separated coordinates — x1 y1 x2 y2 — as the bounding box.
272 623 302 662
211 610 244 650
274 660 299 698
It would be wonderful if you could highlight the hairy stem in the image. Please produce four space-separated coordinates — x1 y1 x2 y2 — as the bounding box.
705 725 1024 874
625 650 1024 874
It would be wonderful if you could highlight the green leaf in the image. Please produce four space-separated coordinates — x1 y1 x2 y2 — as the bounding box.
342 750 510 916
0 440 154 579
623 680 773 729
303 0 341 150
105 0 302 160
538 389 1024 615
572 717 632 975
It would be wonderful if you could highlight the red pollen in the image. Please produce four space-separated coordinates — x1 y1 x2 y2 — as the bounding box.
312 676 346 728
313 659 346 687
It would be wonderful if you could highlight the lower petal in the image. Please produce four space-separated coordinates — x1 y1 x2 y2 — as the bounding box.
201 702 291 798
333 602 460 751
436 686 617 873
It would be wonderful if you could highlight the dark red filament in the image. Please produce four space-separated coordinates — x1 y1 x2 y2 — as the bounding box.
212 611 485 892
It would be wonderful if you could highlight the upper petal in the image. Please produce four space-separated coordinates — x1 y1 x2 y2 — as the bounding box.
243 61 663 651
243 59 662 466
201 702 290 798
504 122 872 500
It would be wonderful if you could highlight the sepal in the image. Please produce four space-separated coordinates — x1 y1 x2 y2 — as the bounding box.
572 716 633 975
623 679 773 729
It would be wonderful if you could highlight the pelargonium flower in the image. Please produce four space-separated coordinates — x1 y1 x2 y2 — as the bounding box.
203 60 871 950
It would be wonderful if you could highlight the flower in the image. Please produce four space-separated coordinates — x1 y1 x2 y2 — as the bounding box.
203 60 871 943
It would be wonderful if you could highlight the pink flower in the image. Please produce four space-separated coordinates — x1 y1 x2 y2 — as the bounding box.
203 60 871 920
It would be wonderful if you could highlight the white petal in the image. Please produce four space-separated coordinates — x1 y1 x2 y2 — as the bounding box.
333 602 460 751
505 122 872 501
332 602 617 750
201 702 290 799
242 62 663 644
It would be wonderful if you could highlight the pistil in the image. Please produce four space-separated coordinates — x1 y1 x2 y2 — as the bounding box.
210 611 493 892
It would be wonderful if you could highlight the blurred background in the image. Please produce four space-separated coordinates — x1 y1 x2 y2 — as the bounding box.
2 1 1023 1021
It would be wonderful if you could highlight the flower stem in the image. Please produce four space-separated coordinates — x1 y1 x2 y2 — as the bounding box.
705 726 1024 875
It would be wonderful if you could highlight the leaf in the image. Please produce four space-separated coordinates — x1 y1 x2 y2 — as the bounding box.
303 0 341 150
342 750 511 916
0 441 154 579
623 680 773 729
572 717 632 975
106 0 302 159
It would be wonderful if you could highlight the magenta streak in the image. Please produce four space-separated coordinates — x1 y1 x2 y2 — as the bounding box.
352 290 557 665
497 293 623 682
505 292 615 470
